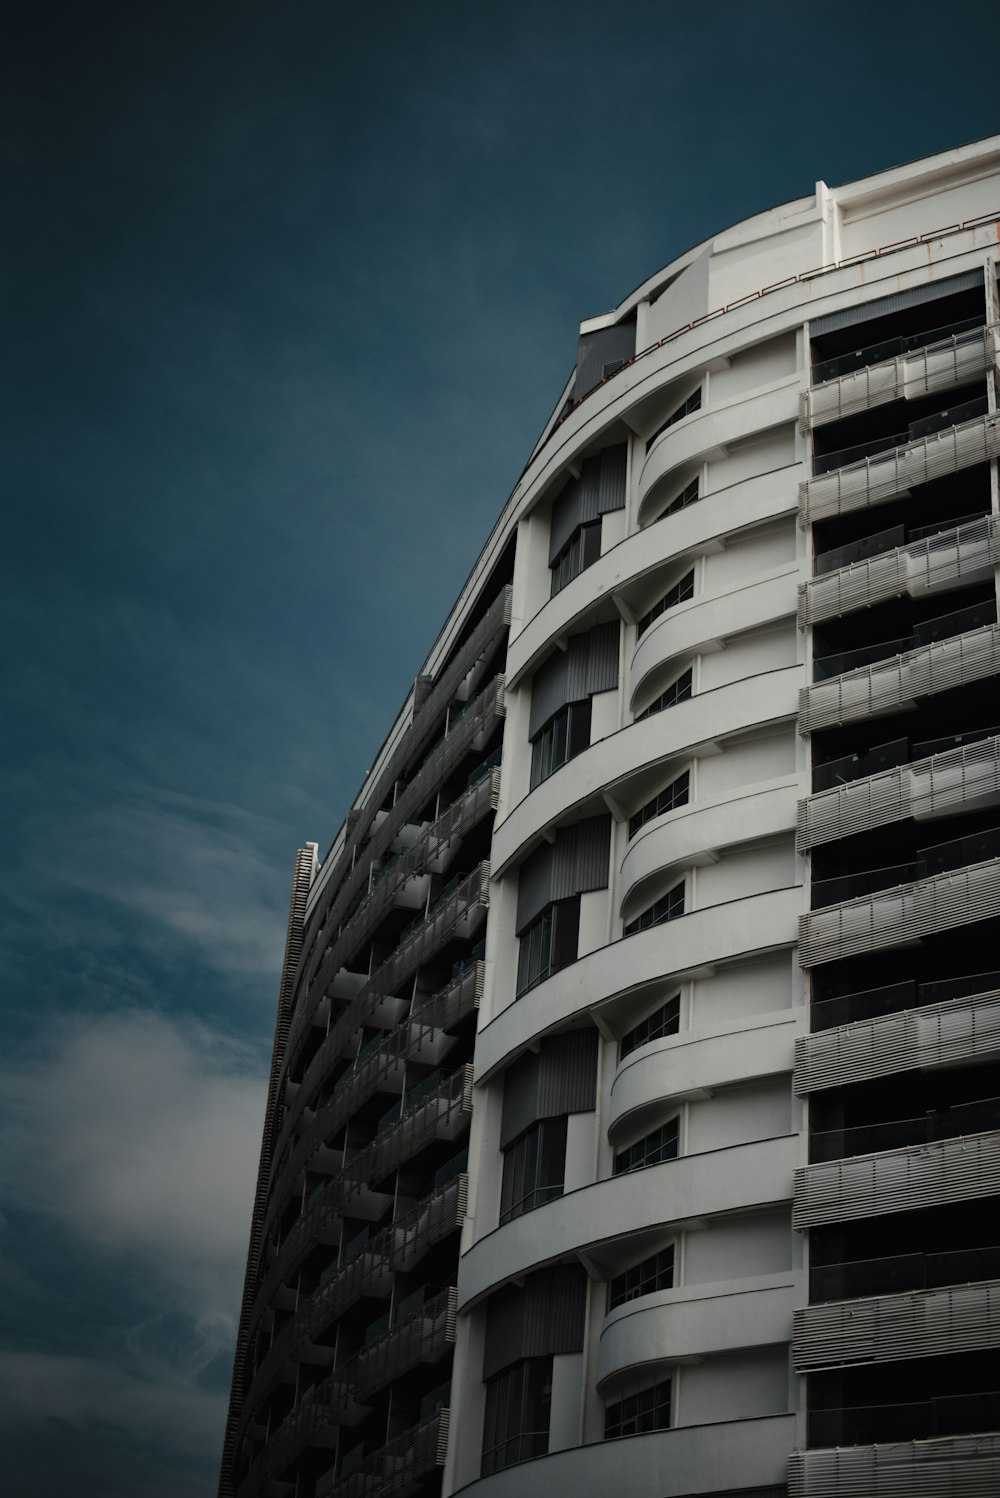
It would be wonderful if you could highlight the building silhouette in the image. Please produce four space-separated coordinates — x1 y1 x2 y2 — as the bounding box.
221 136 1000 1498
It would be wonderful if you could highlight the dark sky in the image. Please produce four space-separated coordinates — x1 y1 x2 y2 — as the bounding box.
3 2 999 1493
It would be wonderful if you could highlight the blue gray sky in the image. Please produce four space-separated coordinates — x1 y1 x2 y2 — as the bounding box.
3 3 999 1493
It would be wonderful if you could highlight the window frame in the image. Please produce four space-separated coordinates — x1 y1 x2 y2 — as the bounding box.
613 1116 679 1176
550 519 602 596
654 475 700 524
604 1376 672 1440
636 570 696 638
619 994 681 1060
627 771 690 840
608 1244 675 1311
635 668 693 722
499 1117 568 1225
530 698 592 789
481 1355 553 1475
645 388 702 452
516 896 580 996
624 880 685 937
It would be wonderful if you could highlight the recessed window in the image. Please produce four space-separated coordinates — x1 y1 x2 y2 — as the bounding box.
636 669 692 722
608 1245 675 1310
517 897 580 995
482 1356 553 1474
646 389 702 452
500 1118 567 1224
628 772 690 840
624 882 684 937
619 995 681 1060
551 521 601 596
530 699 592 788
604 1377 672 1439
636 570 695 638
614 1117 679 1176
655 476 700 523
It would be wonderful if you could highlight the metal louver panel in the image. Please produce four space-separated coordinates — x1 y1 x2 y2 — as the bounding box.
798 515 1000 628
799 412 1000 524
797 625 1000 734
792 1131 1000 1229
801 323 996 430
793 1278 1000 1370
808 270 984 338
795 987 1000 1095
798 855 1000 968
788 1431 1000 1497
797 733 1000 851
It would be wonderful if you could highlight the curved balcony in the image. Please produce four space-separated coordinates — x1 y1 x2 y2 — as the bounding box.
629 565 799 708
799 514 999 628
801 321 996 430
798 731 1000 851
792 1131 1000 1230
452 1412 793 1498
458 1133 797 1308
609 1012 797 1141
795 986 1000 1096
597 1272 796 1388
636 377 798 524
506 463 799 689
799 408 1000 525
620 779 797 915
798 854 1000 969
316 1406 450 1498
475 886 801 1081
793 1277 1000 1372
788 1430 1000 1498
490 667 800 877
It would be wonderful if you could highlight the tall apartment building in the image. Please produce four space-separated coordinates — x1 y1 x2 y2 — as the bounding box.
221 137 1000 1498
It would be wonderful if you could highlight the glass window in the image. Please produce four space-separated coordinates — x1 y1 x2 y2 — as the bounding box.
500 1117 567 1224
551 521 601 596
645 389 702 452
608 1245 675 1311
624 882 684 937
516 897 580 996
627 772 690 840
604 1377 672 1439
614 1117 679 1176
619 995 681 1060
635 669 692 722
654 476 700 523
636 571 695 638
482 1357 553 1475
530 699 592 788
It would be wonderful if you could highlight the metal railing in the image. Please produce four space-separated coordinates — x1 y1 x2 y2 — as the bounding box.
792 1131 1000 1230
798 514 999 627
315 1407 450 1498
352 1286 457 1402
806 1390 1000 1449
798 854 1000 968
799 409 1000 524
811 1096 1000 1165
795 987 1000 1095
810 1243 1000 1303
809 969 1000 1032
797 732 1000 851
811 597 996 683
788 1429 1000 1497
798 623 1000 734
794 1278 1000 1371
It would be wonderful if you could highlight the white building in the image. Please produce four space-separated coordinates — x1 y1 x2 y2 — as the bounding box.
222 136 1000 1498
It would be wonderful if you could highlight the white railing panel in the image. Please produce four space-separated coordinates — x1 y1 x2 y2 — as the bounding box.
801 324 995 430
793 1131 1000 1230
788 1432 1000 1497
793 1278 1000 1370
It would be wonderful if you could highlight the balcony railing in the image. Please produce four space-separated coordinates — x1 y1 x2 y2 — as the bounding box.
339 1065 473 1204
795 986 1000 1095
788 1429 1000 1497
799 408 1000 524
793 1277 1000 1371
811 1243 1000 1303
812 598 997 683
352 1286 457 1402
809 968 1000 1032
315 1408 450 1498
800 851 1000 968
792 1131 1000 1230
798 623 1000 735
799 514 999 627
801 320 994 429
798 732 1000 851
811 1096 1000 1165
814 397 989 475
811 823 1000 910
806 1390 1000 1449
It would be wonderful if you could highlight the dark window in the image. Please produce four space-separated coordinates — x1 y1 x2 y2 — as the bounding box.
636 669 692 722
628 772 690 839
614 1118 679 1176
619 995 681 1060
517 897 580 995
624 882 684 937
530 699 592 788
500 1118 567 1224
655 476 700 523
482 1356 553 1475
608 1246 675 1310
604 1377 672 1439
551 521 601 596
636 570 695 638
646 389 702 452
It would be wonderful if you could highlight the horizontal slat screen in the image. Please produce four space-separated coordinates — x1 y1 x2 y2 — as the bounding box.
792 1130 1000 1229
787 1431 1000 1497
793 1278 1000 1370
